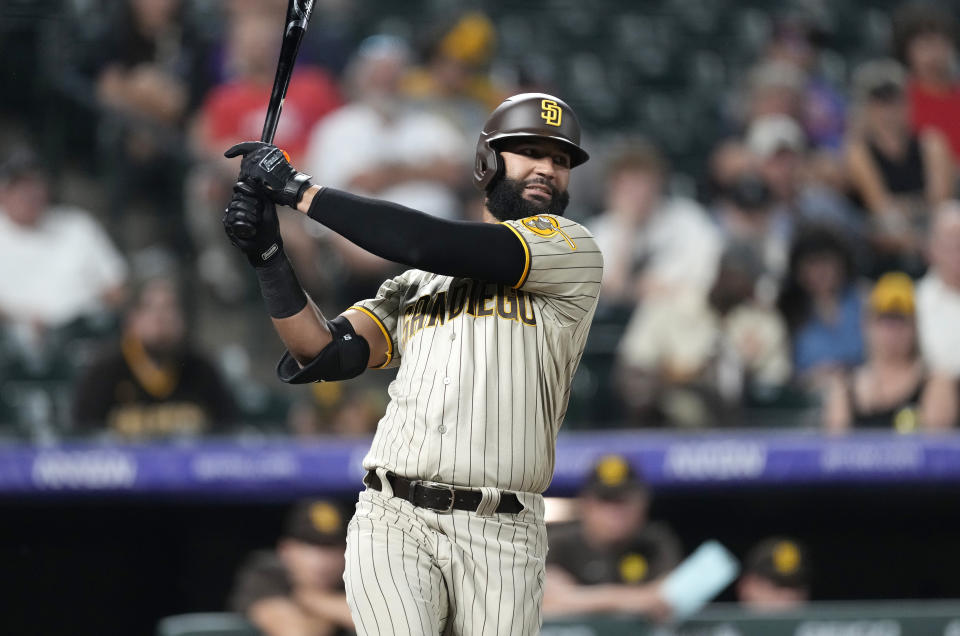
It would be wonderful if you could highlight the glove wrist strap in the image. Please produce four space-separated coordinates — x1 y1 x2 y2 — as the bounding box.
283 173 313 206
254 251 308 319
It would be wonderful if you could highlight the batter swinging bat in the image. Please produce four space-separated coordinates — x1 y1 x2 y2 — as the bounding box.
232 0 316 239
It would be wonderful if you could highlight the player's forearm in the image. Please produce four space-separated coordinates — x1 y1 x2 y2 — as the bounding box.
271 300 333 366
296 186 526 285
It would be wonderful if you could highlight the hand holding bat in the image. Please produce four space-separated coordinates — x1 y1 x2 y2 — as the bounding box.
227 0 315 239
224 141 313 208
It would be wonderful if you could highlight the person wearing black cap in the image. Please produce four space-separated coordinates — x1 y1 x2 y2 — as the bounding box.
543 455 682 620
843 58 954 277
230 500 354 635
736 537 811 612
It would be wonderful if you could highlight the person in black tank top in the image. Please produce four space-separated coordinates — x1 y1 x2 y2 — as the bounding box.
843 59 955 278
865 134 925 197
823 273 957 432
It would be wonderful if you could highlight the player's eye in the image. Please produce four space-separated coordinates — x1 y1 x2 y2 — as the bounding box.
554 155 570 168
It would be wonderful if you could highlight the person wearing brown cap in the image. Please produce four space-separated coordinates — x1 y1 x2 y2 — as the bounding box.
823 272 957 432
736 537 811 612
543 455 681 621
843 58 954 278
230 499 355 635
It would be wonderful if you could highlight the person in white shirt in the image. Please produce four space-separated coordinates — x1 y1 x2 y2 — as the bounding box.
0 149 127 335
917 201 960 376
305 35 467 219
586 141 722 309
294 35 469 306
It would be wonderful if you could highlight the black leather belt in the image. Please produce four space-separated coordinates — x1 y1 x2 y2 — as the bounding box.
365 470 524 514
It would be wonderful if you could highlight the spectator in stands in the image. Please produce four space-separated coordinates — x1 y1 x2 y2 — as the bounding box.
71 275 236 438
894 2 960 163
616 244 791 427
286 383 385 438
777 225 865 390
191 9 342 167
305 35 467 218
588 141 723 310
82 0 212 252
544 455 680 621
824 272 956 433
747 115 860 242
301 35 469 304
917 202 960 376
844 59 954 277
231 499 355 635
743 60 807 128
403 11 504 138
187 8 342 301
736 537 811 613
764 15 847 151
713 160 788 296
0 148 127 336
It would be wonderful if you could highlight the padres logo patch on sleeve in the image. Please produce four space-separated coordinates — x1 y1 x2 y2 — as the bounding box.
520 215 577 250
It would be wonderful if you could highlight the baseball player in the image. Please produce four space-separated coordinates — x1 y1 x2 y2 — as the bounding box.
222 93 602 635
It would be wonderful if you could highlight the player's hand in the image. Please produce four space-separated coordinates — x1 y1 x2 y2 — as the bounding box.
223 182 283 267
224 141 313 207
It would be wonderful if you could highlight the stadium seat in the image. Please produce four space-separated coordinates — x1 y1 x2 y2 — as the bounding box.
155 613 261 636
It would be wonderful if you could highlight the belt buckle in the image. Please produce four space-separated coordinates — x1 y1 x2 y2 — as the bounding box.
416 480 456 513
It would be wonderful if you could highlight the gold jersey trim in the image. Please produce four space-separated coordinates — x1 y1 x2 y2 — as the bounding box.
348 305 393 369
501 222 531 288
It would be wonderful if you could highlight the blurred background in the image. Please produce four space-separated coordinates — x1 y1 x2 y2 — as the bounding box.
4 0 960 634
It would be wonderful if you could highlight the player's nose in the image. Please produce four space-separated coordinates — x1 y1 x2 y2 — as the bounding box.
532 156 555 180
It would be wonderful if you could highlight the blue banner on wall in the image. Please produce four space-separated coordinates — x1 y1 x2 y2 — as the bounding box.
1 431 959 497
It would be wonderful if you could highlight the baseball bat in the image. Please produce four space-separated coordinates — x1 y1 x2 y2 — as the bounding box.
232 0 316 239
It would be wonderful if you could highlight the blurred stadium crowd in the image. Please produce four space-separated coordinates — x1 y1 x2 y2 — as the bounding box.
4 0 960 442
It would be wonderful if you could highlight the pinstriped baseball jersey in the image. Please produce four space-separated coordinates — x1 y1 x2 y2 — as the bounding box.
349 213 602 493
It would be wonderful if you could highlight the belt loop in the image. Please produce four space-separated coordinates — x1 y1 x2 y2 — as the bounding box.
475 486 501 517
375 467 394 498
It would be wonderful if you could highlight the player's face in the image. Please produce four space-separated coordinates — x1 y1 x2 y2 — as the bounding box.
500 138 572 204
279 539 346 590
737 574 809 610
579 492 648 547
867 313 916 361
0 173 48 227
486 139 572 221
129 280 185 353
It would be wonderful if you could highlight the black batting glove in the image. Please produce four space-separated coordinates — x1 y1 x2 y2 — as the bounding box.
223 182 284 268
224 141 313 207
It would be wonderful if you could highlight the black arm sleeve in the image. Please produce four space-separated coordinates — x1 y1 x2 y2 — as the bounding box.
307 188 528 285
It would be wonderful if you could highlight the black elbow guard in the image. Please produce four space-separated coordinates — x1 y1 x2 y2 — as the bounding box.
276 315 371 384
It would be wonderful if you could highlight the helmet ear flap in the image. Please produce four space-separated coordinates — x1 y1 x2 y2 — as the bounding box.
473 139 503 191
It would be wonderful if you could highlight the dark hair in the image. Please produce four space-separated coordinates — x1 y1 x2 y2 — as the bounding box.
776 225 857 332
892 2 958 64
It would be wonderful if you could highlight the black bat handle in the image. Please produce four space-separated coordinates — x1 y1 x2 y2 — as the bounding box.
230 182 259 240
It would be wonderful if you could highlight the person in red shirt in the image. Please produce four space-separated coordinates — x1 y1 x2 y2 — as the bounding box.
187 9 341 302
894 2 960 163
192 10 341 166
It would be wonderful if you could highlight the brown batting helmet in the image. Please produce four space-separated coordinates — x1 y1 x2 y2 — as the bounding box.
473 92 589 191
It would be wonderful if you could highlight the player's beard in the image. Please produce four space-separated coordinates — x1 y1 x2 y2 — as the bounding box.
486 176 570 222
